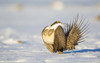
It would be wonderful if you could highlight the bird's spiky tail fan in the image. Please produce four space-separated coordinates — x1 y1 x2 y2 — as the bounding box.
66 17 89 50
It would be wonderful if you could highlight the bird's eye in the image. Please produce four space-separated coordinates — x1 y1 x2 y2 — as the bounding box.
48 29 54 36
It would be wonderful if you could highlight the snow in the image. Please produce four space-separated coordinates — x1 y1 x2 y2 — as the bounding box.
52 1 65 11
2 38 18 44
0 0 100 63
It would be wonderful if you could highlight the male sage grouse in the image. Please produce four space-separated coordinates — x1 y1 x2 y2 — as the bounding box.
42 18 88 54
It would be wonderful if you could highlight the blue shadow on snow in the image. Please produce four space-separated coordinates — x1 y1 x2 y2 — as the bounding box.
63 48 100 54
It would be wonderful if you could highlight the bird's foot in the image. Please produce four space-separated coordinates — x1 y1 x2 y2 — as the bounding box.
58 51 63 54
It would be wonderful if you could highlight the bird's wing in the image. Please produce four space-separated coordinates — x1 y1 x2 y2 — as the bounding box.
54 26 66 51
66 19 88 50
44 42 54 52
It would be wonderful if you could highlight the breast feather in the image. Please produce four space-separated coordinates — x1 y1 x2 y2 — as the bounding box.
42 28 55 44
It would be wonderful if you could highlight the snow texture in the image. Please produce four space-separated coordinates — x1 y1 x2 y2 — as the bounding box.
0 0 100 63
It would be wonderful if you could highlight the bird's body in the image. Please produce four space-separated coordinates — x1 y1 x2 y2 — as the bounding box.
42 20 88 54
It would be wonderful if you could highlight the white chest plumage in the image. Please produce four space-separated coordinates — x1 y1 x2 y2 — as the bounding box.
43 32 55 44
42 23 67 44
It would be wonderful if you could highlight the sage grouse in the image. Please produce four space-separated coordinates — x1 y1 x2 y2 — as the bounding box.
42 19 88 54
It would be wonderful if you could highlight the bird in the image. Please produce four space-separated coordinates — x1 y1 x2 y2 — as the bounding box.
42 18 88 54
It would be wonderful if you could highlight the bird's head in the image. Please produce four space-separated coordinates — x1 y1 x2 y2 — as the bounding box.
51 21 61 26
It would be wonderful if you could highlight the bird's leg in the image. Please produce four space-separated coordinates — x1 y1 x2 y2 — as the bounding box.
58 51 63 54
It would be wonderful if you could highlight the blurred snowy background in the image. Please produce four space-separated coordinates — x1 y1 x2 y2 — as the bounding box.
0 0 100 63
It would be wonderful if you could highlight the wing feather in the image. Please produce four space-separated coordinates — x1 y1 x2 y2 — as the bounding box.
44 42 54 52
54 26 66 51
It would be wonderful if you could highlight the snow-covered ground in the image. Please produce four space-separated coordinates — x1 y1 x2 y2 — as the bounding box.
0 0 100 63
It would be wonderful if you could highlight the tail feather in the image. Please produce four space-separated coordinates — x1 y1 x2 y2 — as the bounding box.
66 18 88 50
